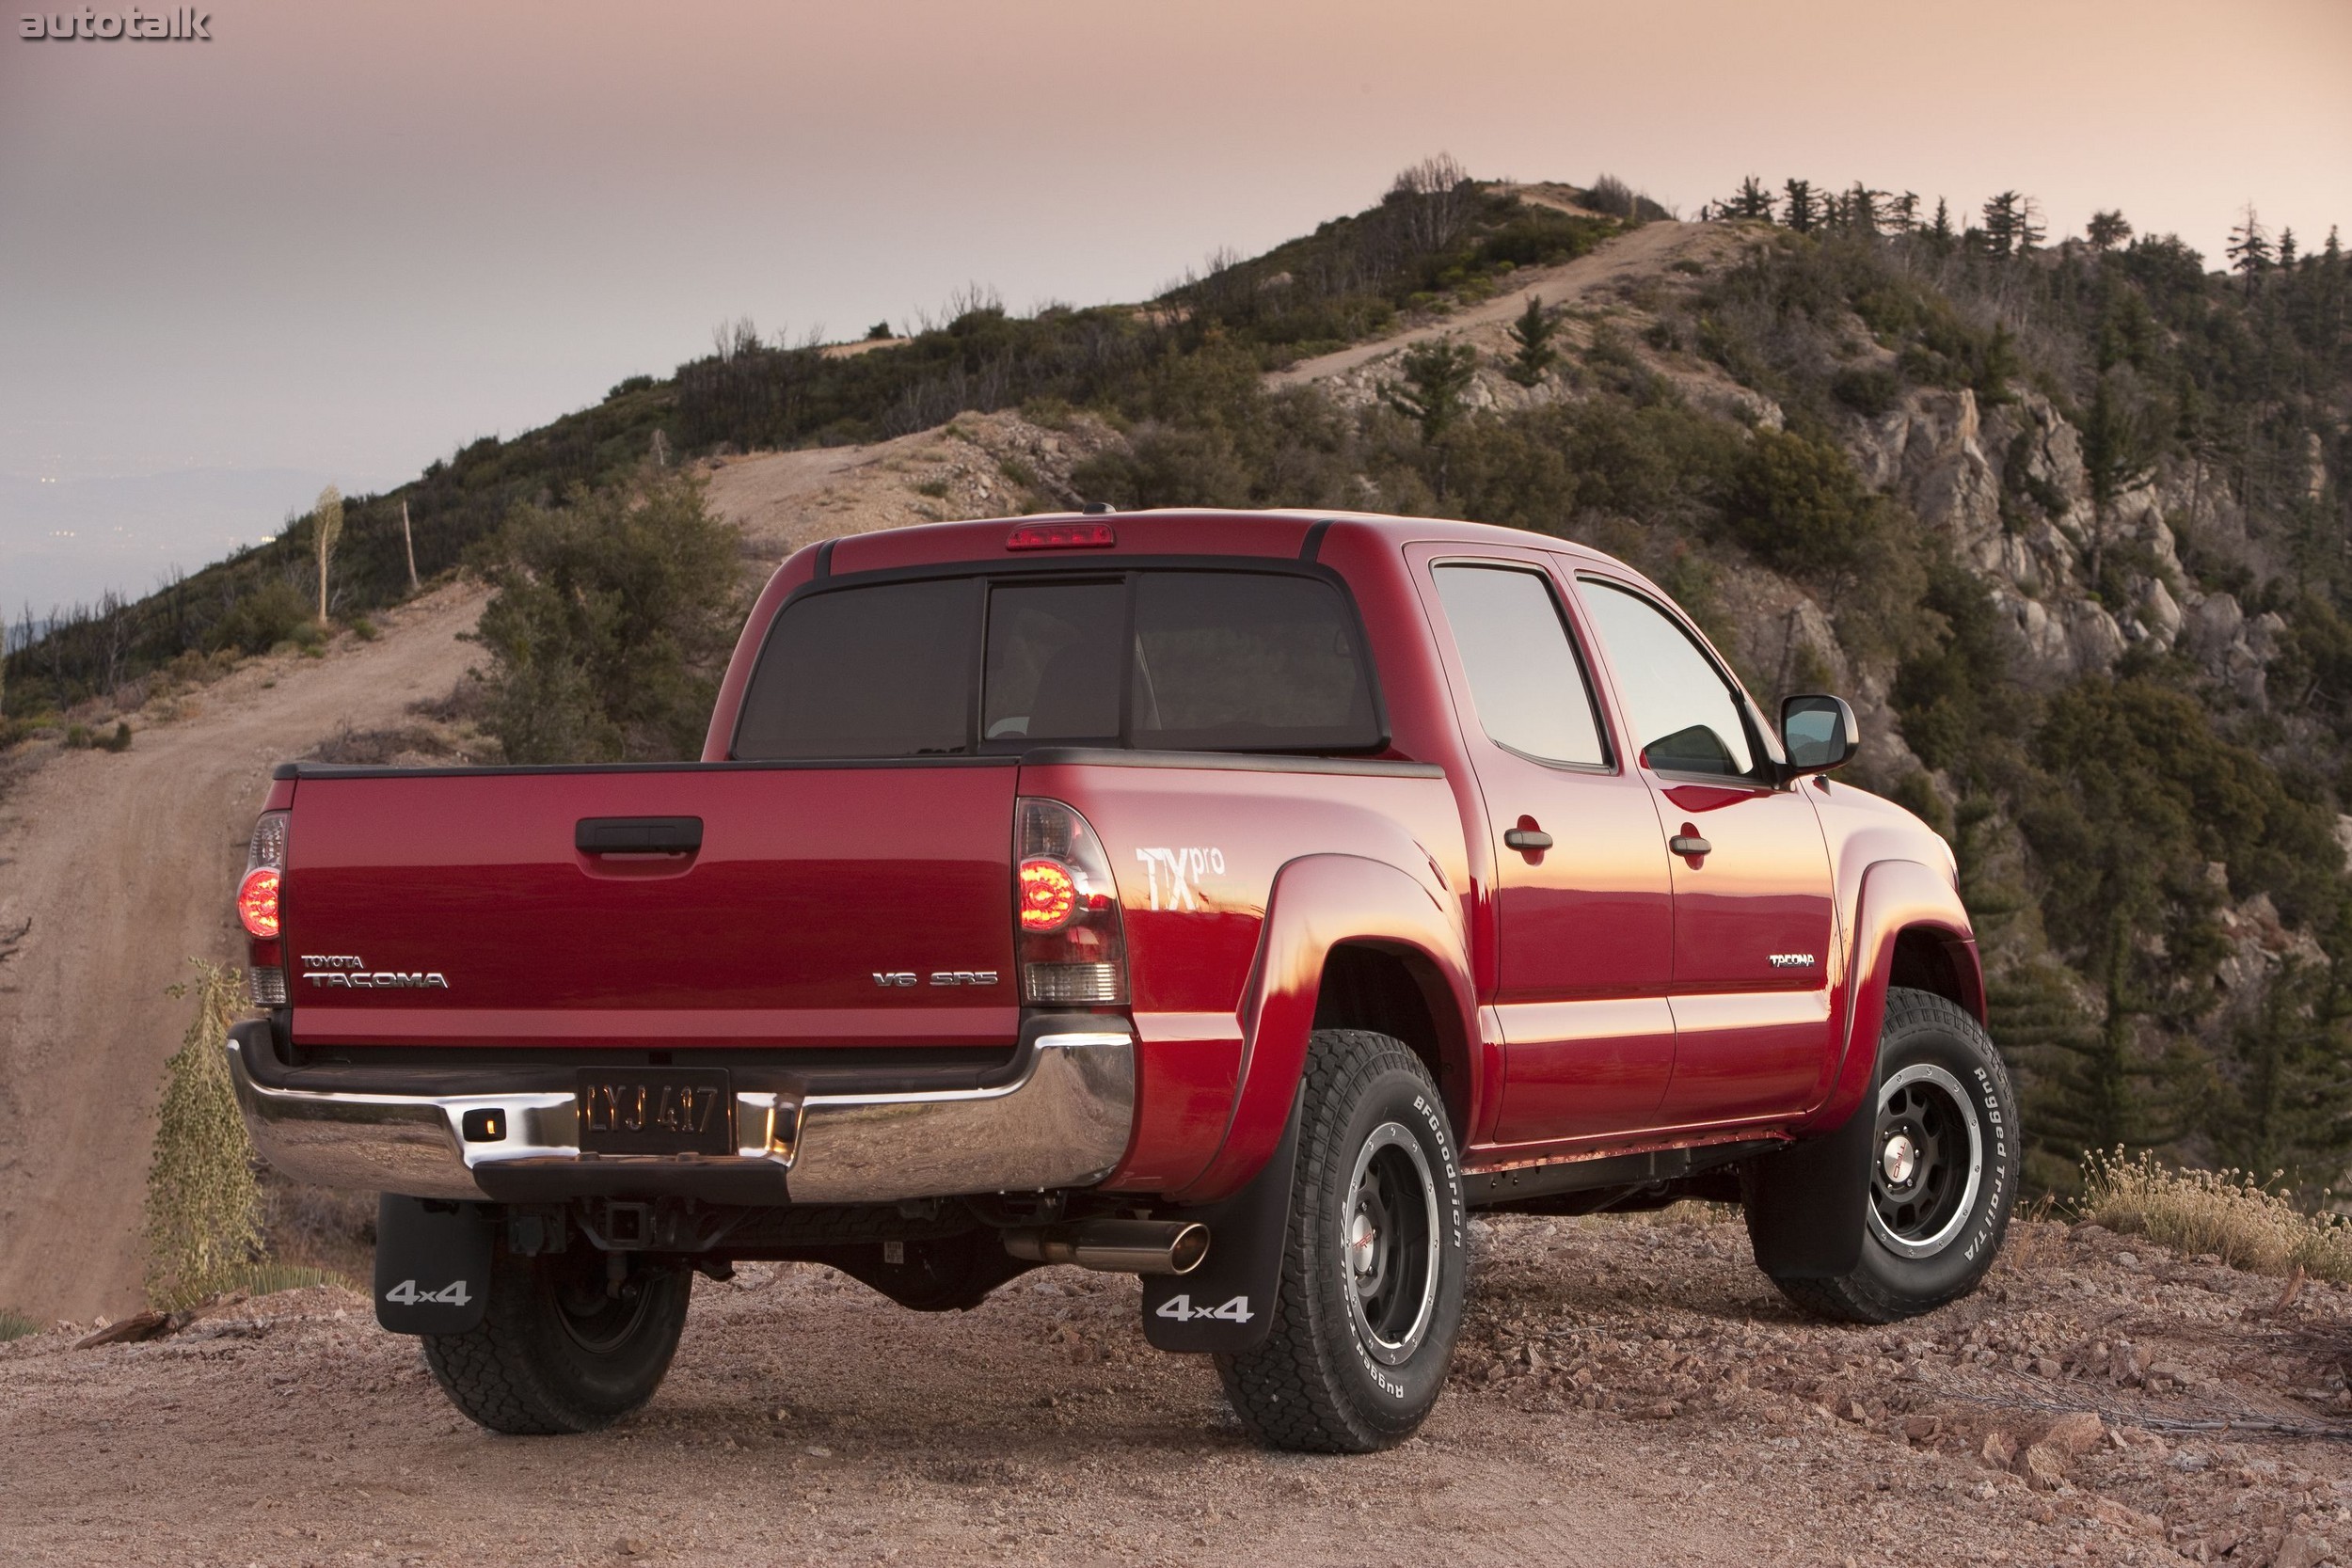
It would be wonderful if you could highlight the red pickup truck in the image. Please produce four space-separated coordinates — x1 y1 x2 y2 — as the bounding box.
225 508 2015 1452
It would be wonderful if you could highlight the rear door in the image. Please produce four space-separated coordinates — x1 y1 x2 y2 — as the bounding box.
1413 547 1677 1143
1571 573 1836 1123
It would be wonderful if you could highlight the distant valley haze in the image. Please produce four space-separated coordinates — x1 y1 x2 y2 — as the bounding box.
3 0 2347 611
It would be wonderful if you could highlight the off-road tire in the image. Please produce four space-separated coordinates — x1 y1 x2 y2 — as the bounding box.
1758 987 2019 1324
1216 1029 1469 1453
421 1244 691 1434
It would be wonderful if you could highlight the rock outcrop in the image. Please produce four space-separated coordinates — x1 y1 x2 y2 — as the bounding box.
1846 384 2282 700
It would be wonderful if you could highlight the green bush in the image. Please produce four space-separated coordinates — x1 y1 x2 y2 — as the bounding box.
1723 427 1886 575
0 1306 38 1341
143 962 262 1310
63 722 90 750
1831 365 1902 416
207 578 310 656
1073 422 1256 511
99 721 131 752
472 470 749 764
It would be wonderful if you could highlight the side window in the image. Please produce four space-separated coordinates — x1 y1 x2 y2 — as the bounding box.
1577 578 1755 777
1431 563 1609 767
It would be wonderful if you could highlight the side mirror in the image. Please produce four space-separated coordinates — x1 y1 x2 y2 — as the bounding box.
1780 694 1858 775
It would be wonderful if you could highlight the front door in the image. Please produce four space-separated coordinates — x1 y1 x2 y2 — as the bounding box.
1417 552 1677 1145
1573 573 1838 1125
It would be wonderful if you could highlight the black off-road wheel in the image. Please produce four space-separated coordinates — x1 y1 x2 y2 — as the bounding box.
1216 1030 1469 1453
1756 987 2020 1323
421 1245 691 1434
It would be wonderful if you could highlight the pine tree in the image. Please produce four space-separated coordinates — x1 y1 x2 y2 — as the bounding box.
2214 959 2352 1196
2086 210 2133 253
2228 204 2273 293
1731 176 1773 221
2081 375 2154 597
1851 184 1887 236
1503 296 1557 387
1384 339 1479 444
2278 227 2298 270
2018 196 2048 253
1888 192 1920 234
1981 192 2023 258
1927 197 1955 251
1782 179 1816 234
2326 226 2344 267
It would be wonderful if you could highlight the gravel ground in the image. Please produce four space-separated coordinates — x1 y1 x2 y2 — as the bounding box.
7 1212 2350 1567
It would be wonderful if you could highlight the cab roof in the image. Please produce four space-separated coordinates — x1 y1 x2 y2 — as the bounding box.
812 507 1636 579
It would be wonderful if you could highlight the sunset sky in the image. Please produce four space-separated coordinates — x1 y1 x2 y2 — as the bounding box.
3 0 2348 613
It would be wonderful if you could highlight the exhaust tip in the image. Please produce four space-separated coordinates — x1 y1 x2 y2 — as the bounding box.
1002 1218 1212 1275
1166 1221 1209 1275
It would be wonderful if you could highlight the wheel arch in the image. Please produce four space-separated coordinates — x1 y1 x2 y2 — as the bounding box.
1168 852 1475 1205
1889 924 1985 1021
1311 941 1474 1146
1793 857 1984 1136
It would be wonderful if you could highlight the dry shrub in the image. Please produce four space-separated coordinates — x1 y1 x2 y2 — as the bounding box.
142 961 263 1308
0 1306 38 1341
259 1169 376 1280
2077 1148 2352 1283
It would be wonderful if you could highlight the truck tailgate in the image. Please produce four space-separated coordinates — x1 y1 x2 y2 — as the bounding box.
282 763 1019 1049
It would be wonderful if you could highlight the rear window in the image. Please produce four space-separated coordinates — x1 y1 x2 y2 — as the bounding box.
733 578 980 760
734 568 1382 759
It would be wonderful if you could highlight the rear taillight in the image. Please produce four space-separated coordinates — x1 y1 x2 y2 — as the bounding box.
1014 798 1127 1006
239 810 290 1006
236 868 281 938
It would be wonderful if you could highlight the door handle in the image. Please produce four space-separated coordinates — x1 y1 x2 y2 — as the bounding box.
577 816 704 855
1503 828 1554 852
1669 833 1712 858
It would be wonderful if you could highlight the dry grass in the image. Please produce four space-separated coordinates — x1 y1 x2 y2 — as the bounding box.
0 1306 38 1341
2077 1148 2352 1283
214 1262 356 1298
141 962 263 1309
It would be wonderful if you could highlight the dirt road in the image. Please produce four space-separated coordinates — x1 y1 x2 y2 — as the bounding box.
0 584 488 1322
8 1212 2347 1567
1263 218 1726 389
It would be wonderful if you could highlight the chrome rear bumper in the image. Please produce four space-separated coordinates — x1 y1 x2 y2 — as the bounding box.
223 1023 1136 1205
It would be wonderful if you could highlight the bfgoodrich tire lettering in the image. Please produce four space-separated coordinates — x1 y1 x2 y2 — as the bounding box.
1758 987 2019 1324
1216 1030 1469 1453
421 1243 691 1434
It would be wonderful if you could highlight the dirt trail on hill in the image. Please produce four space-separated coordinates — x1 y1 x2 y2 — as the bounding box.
8 1213 2348 1566
1266 218 1718 389
0 584 487 1322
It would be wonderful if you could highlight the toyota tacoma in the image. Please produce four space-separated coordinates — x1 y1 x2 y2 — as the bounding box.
224 508 2016 1452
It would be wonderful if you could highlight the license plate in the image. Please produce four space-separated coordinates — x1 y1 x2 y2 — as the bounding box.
576 1069 734 1156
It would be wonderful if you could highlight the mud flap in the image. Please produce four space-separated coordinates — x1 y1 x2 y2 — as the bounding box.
1744 1089 1876 1279
1142 1100 1299 1354
373 1196 493 1335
